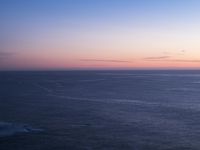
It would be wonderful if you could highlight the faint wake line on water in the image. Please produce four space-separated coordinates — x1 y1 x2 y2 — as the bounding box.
29 81 200 111
48 94 200 111
49 94 161 106
33 83 53 93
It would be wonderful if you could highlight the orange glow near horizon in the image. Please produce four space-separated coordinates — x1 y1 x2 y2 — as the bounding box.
1 52 200 70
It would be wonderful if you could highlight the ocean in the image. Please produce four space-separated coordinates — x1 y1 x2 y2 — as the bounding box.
0 70 200 150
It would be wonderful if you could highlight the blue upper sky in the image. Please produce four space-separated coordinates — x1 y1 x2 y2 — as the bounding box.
1 0 200 70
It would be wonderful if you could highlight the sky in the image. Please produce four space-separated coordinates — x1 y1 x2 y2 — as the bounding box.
1 0 200 70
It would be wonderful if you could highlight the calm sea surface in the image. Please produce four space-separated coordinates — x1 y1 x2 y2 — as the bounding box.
1 70 200 150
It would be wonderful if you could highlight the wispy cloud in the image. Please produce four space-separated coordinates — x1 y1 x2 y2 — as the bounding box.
143 53 200 63
163 51 171 55
80 59 131 63
177 49 186 56
181 50 186 53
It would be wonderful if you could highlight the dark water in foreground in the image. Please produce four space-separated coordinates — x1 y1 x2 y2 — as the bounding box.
1 70 200 150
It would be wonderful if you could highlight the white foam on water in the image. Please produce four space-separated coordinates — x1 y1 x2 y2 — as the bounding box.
0 122 43 137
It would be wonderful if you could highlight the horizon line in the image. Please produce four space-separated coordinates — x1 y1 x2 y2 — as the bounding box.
1 68 200 72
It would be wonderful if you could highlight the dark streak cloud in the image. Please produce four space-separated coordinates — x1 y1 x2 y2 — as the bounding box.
145 59 200 63
168 59 200 63
144 56 170 60
80 59 131 63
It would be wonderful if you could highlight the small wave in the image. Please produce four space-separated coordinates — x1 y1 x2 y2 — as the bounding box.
168 87 200 92
192 81 200 84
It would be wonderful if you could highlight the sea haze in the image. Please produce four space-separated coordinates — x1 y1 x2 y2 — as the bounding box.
0 70 200 150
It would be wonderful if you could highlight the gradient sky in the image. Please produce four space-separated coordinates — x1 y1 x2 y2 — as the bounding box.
1 0 200 70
